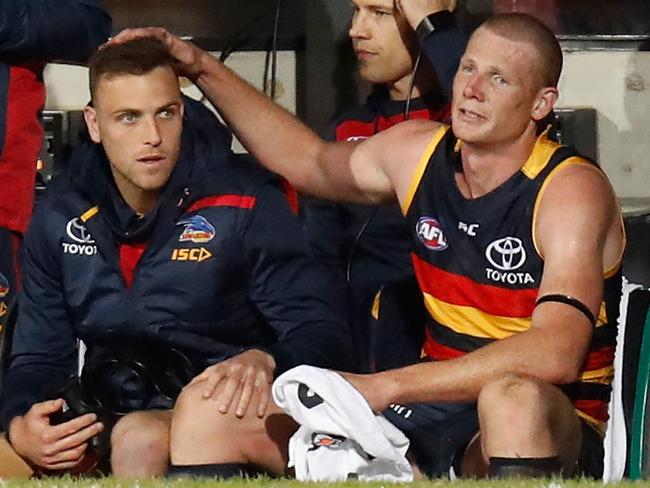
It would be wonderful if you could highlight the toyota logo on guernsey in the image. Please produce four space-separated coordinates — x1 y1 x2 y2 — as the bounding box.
62 218 98 256
416 217 448 251
486 237 526 271
485 236 534 285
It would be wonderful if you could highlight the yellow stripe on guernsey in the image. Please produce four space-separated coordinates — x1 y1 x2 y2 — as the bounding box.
579 365 614 385
531 157 593 259
520 129 561 180
425 291 608 339
371 290 381 321
530 145 627 265
401 126 450 215
80 206 99 222
576 410 606 436
423 292 532 340
597 302 607 326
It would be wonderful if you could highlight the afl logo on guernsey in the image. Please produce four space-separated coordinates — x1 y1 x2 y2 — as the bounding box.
416 217 448 251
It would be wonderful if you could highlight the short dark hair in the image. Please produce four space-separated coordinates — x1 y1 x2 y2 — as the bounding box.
88 37 177 101
479 13 563 88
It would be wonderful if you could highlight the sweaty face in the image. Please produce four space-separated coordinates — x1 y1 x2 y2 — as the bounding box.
451 27 549 146
85 66 184 210
349 0 418 90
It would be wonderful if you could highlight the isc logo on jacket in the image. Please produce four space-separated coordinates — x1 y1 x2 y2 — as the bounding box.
171 247 213 263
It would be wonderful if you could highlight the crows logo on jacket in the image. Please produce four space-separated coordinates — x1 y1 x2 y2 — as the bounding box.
177 215 215 244
0 273 9 298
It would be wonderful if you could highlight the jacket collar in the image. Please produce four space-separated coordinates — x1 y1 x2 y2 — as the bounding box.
66 96 233 242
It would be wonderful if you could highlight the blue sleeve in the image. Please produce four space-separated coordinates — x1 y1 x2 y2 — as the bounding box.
0 205 78 429
243 182 354 375
0 0 112 63
419 16 468 100
300 122 348 280
301 197 347 277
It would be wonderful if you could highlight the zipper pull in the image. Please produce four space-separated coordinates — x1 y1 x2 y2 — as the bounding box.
177 187 191 208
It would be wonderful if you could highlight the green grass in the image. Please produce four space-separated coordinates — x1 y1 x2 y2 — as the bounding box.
3 478 650 488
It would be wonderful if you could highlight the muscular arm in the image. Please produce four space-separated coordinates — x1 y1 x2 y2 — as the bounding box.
192 54 392 204
0 0 111 63
352 163 624 410
110 29 441 205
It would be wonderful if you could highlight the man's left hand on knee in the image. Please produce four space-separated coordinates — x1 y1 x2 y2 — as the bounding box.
187 349 276 418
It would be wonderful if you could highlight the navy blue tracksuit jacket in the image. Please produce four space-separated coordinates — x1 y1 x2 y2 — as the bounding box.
0 98 352 426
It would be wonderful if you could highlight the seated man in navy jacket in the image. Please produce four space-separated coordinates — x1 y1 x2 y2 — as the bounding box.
0 38 352 478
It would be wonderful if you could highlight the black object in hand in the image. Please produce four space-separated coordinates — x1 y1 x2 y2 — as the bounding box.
49 376 115 468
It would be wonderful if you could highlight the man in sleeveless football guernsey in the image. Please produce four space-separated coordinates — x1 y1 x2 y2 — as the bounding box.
301 0 464 372
112 12 625 479
0 39 353 478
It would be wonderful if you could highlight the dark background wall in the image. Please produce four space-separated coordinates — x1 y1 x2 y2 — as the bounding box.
302 0 368 135
103 0 369 135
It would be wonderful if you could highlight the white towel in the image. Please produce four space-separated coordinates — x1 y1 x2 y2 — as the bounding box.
272 365 413 482
603 278 643 482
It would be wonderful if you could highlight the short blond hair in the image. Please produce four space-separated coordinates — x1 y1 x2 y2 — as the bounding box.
478 13 562 88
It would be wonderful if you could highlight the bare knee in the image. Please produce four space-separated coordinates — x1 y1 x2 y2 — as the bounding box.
477 374 580 461
171 382 294 473
478 373 549 428
171 382 253 464
172 382 239 441
111 411 171 477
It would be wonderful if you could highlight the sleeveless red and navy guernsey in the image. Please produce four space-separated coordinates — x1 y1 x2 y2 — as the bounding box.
401 126 622 434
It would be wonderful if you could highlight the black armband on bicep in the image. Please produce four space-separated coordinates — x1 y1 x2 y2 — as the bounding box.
535 294 597 327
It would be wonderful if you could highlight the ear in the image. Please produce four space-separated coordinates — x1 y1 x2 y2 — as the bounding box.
531 87 559 122
83 105 102 144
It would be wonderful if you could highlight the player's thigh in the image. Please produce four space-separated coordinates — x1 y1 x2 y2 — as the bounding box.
383 401 479 478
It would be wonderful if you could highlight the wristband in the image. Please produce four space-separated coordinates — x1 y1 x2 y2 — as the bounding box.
415 10 456 43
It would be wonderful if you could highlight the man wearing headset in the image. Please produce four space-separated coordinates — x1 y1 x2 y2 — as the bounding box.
303 0 465 372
